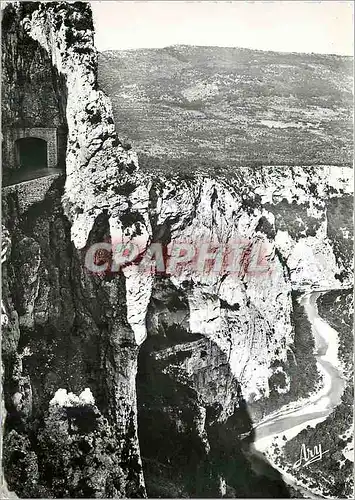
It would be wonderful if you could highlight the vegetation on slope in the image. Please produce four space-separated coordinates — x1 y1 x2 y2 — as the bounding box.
98 45 353 174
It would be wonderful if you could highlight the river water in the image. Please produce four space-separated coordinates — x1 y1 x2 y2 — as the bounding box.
252 290 347 498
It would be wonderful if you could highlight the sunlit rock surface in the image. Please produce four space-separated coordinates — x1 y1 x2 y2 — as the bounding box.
1 2 352 498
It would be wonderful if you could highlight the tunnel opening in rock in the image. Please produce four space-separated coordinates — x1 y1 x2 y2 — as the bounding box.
15 137 48 169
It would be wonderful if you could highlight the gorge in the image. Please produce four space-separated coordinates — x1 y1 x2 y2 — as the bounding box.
1 2 353 498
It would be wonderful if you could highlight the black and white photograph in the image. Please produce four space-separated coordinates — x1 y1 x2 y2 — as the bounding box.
0 1 353 498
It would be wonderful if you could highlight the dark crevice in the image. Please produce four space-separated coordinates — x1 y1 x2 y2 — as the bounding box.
136 276 291 497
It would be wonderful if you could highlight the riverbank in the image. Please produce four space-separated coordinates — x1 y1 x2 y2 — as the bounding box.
252 289 348 497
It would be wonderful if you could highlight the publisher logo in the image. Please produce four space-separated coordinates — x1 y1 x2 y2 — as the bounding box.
293 443 330 469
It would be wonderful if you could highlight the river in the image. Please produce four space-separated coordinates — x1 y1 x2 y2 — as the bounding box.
251 290 347 498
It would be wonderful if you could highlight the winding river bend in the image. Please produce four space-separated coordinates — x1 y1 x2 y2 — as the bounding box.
252 290 347 498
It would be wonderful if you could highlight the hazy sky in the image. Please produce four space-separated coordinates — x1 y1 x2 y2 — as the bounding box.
91 1 354 56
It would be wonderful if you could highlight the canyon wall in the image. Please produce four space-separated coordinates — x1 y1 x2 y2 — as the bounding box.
1 2 352 498
2 2 67 172
2 3 146 497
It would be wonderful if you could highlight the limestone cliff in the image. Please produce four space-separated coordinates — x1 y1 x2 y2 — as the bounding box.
2 3 145 497
1 2 353 498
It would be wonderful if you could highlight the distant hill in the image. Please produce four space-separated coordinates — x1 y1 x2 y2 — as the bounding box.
98 45 353 174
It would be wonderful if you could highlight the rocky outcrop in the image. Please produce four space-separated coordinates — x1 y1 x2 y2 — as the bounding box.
20 1 146 249
2 179 146 497
1 3 67 174
2 4 146 496
1 2 353 498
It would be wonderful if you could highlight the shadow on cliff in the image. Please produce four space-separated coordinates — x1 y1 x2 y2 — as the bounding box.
136 278 290 498
2 179 146 498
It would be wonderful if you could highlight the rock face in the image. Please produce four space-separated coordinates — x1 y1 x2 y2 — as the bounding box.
1 3 67 173
2 178 146 498
1 2 353 498
2 4 145 497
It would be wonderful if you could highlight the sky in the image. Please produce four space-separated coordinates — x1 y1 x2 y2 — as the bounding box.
91 1 354 56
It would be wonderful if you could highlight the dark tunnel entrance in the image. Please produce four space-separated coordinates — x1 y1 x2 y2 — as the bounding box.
15 137 48 169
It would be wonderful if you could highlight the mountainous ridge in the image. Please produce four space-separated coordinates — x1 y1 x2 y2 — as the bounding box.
98 44 353 172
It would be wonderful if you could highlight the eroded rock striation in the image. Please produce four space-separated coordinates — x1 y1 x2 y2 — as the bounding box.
1 2 353 498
